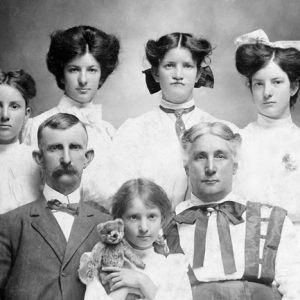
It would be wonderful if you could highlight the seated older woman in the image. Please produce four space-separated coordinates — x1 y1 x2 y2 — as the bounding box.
165 122 300 300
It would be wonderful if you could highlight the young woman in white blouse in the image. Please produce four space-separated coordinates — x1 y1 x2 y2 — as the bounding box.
0 70 41 213
106 32 236 208
234 29 300 231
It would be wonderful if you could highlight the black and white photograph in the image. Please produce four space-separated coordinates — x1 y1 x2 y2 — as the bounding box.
0 1 300 299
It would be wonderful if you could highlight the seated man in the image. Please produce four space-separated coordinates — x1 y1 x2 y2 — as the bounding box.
165 122 300 300
0 113 110 300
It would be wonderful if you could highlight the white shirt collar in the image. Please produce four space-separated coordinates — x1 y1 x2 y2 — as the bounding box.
43 183 81 204
58 94 100 109
256 114 293 129
176 192 245 215
160 95 195 110
190 192 243 206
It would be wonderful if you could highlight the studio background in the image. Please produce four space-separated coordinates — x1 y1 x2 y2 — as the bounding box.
1 0 300 128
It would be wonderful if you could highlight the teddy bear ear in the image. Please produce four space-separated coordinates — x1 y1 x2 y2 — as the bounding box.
97 223 104 232
116 218 124 227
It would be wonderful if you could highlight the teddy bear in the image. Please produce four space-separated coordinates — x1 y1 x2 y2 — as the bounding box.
78 218 145 286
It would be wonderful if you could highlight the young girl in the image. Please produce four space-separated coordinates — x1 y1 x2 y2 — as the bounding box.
79 178 192 300
234 29 300 229
0 70 41 213
106 32 237 208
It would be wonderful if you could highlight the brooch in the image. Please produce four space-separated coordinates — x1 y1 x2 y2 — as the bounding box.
282 154 297 171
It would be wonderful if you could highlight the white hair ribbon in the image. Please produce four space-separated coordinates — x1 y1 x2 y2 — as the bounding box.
234 29 300 51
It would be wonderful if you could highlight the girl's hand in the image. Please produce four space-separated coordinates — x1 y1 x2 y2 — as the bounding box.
102 267 157 300
102 266 145 290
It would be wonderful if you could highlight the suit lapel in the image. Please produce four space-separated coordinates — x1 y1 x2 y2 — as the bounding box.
62 201 97 268
30 196 67 263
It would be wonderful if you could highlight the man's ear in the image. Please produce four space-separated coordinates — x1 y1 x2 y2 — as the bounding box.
290 81 299 96
151 67 160 83
84 149 94 169
32 150 44 168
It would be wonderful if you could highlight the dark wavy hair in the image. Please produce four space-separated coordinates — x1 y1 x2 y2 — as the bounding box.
0 69 36 107
236 43 300 107
46 25 120 90
145 32 212 69
111 178 172 227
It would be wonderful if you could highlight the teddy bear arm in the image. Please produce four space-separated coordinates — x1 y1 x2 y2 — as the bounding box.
91 242 105 266
123 244 145 269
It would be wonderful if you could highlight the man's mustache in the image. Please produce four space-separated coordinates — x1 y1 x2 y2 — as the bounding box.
52 165 78 178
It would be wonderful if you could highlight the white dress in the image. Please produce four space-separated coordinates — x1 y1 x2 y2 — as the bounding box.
234 116 300 225
22 95 115 200
82 247 193 300
101 97 237 208
0 142 41 213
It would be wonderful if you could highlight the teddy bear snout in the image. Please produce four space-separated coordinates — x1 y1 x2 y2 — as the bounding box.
112 232 119 239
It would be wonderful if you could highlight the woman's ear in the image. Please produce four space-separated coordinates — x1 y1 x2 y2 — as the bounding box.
151 67 160 83
184 165 189 176
24 107 31 122
290 81 299 96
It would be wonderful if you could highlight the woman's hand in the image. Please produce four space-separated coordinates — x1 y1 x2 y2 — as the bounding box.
102 267 157 300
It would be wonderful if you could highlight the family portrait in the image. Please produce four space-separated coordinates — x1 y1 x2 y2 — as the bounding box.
0 0 300 299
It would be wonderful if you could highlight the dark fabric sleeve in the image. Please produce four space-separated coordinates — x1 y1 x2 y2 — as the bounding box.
0 213 13 299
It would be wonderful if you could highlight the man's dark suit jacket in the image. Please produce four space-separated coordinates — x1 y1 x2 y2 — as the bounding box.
0 196 110 300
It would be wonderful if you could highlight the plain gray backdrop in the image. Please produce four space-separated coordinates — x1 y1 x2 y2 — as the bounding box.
1 0 300 128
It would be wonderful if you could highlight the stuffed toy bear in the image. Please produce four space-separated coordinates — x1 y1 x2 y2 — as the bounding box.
78 218 145 285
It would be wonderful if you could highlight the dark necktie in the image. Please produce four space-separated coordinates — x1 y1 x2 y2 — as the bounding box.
47 199 79 216
159 105 195 138
174 201 246 275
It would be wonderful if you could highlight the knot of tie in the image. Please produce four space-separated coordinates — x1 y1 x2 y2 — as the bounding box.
159 105 195 138
174 201 246 275
47 199 79 216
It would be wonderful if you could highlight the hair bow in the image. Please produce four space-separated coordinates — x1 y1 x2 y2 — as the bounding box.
234 29 300 51
142 66 214 95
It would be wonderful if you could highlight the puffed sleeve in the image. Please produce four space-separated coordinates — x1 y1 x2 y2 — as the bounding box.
153 253 193 300
275 216 300 300
78 252 98 285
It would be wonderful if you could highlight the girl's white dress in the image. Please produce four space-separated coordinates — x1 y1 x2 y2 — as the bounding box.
81 247 193 300
0 142 41 213
101 97 236 208
234 116 300 226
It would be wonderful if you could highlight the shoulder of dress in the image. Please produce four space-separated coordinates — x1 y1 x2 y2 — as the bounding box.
100 120 115 130
115 110 159 136
32 107 59 123
18 143 35 152
166 253 189 267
